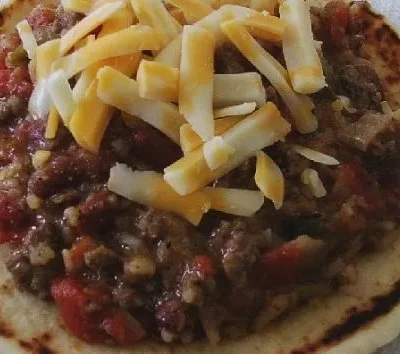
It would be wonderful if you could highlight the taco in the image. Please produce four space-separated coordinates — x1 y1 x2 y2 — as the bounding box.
0 0 398 352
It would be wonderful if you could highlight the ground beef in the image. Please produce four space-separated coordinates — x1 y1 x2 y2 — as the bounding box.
6 220 63 298
28 144 115 198
336 63 383 109
209 220 271 287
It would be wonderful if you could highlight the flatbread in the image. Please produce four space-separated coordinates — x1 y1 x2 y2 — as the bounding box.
0 1 399 353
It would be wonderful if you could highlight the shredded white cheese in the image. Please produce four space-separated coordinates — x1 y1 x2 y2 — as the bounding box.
46 69 75 126
204 187 264 216
221 20 318 134
179 25 215 141
108 163 211 225
214 102 257 118
293 145 340 166
280 0 326 94
203 136 235 170
16 20 37 60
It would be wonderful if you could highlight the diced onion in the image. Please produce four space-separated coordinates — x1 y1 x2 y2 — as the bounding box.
32 150 51 169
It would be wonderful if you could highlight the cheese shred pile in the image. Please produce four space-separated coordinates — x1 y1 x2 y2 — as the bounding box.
22 0 339 225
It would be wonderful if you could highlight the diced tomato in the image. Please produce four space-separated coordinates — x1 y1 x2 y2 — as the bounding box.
51 277 108 343
261 243 302 288
66 236 97 273
51 277 146 344
102 311 146 345
26 6 55 30
0 192 28 227
0 226 28 245
194 255 215 277
327 2 350 49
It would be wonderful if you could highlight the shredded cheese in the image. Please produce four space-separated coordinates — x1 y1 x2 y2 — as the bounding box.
243 13 285 43
135 67 266 108
164 102 290 195
97 66 184 144
108 164 210 225
179 25 215 141
279 0 326 94
293 145 340 166
72 7 135 103
204 187 264 216
131 0 181 44
74 34 95 50
36 39 61 82
180 115 243 154
16 20 37 60
53 25 162 79
249 0 277 13
214 102 257 118
166 0 213 24
155 4 256 67
203 136 235 170
301 168 327 198
99 6 135 35
137 60 179 102
70 54 141 152
60 2 125 56
45 105 60 139
32 150 51 169
255 151 284 209
213 73 266 108
47 69 75 126
221 20 318 134
69 80 113 153
169 7 187 25
62 0 92 14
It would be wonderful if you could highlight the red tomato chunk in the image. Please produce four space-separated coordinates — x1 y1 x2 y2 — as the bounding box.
51 277 146 344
